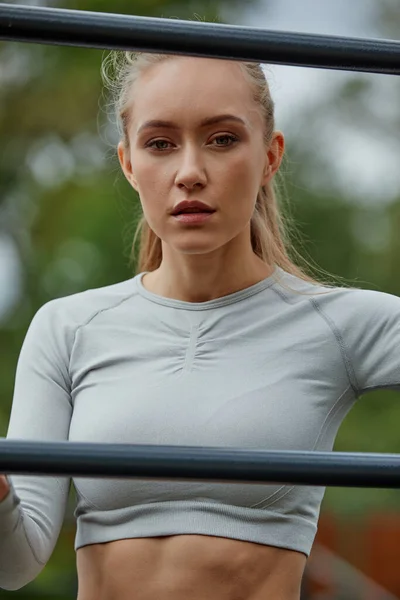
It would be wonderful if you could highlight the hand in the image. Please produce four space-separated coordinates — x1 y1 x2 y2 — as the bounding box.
0 475 10 502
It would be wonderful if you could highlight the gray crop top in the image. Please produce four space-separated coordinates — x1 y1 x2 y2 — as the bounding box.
1 266 400 590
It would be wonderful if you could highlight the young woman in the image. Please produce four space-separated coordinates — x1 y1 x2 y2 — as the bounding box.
1 53 399 600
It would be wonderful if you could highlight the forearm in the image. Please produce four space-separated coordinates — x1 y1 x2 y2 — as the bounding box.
0 475 70 591
0 478 43 590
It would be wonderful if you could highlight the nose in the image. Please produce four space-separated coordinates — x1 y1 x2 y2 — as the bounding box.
174 145 207 191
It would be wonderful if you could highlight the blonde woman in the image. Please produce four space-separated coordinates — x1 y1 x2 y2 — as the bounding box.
1 53 400 600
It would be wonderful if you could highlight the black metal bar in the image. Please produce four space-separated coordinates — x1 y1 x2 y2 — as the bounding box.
1 440 400 488
0 4 399 75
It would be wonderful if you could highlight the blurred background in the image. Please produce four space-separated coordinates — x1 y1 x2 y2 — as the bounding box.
0 0 399 598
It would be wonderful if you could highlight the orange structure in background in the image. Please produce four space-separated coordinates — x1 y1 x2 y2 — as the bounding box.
305 513 400 599
365 515 400 598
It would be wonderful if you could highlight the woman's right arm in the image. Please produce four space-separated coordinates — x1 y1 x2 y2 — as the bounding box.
0 301 74 591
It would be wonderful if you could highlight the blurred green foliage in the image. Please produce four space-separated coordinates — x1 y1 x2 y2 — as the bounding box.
0 0 399 597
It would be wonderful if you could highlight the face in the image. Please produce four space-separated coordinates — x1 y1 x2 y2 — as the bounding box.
118 57 284 258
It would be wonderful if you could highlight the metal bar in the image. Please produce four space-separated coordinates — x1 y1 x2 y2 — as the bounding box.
0 4 399 75
1 440 400 488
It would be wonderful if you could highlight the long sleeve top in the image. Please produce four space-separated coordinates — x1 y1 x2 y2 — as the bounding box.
1 266 400 590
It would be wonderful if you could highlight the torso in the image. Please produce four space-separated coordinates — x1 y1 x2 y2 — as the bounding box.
76 535 306 600
68 272 342 600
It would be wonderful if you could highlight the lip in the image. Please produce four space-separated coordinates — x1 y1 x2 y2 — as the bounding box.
171 200 215 216
173 212 215 224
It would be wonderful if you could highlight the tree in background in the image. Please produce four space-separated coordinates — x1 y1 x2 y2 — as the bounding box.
0 0 399 596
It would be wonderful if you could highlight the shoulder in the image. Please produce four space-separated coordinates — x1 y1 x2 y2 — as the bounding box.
311 285 400 331
274 271 400 392
25 276 140 345
274 269 400 320
273 269 400 339
317 286 400 392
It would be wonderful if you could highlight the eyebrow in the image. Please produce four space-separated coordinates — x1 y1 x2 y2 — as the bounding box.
137 114 247 134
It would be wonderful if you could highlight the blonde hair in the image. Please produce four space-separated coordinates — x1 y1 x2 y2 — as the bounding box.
101 51 319 283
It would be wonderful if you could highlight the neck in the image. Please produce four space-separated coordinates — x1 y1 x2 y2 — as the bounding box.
141 234 274 303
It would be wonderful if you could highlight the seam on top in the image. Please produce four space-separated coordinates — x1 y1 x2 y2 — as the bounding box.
250 484 294 510
310 298 360 395
252 389 352 510
135 273 277 311
312 385 353 450
269 283 292 304
20 514 45 566
74 486 102 512
76 289 140 333
270 284 359 395
68 289 140 374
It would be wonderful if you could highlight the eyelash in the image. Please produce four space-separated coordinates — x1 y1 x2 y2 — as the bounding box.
145 134 239 151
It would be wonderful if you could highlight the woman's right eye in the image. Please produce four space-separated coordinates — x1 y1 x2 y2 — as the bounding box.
145 139 172 151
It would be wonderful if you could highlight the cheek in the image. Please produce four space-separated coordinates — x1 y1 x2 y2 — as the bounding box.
225 144 262 183
132 156 169 211
218 151 262 209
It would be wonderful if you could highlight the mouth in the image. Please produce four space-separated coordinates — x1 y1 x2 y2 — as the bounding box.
172 210 215 225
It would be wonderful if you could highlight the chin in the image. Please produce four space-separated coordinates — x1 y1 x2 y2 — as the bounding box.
166 236 225 256
174 245 219 256
161 230 236 256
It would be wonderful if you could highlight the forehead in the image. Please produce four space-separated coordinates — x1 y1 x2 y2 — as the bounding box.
130 57 259 128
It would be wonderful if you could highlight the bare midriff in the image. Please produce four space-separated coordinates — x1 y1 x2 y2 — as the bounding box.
76 535 306 600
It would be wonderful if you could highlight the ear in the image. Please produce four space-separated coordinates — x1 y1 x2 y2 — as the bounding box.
262 131 285 185
117 142 138 191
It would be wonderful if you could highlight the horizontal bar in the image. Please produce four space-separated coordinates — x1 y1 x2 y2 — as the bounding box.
0 4 399 75
1 440 400 488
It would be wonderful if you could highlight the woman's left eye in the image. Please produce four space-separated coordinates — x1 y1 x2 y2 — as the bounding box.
212 134 239 147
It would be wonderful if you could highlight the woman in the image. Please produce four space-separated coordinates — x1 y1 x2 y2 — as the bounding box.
1 52 400 600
